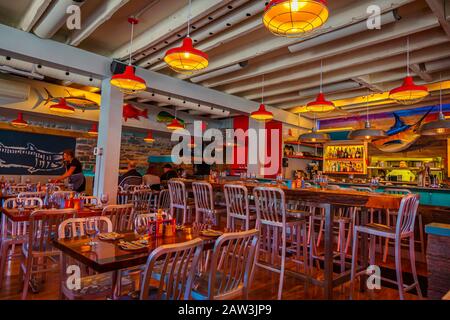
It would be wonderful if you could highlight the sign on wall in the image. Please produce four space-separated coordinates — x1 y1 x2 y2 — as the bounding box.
0 130 76 175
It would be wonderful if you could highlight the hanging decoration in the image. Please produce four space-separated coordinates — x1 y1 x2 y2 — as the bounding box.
389 37 429 105
110 17 147 94
263 0 329 37
10 112 28 128
420 76 450 136
49 98 75 114
88 123 98 136
306 60 335 112
164 0 208 74
144 131 155 142
348 93 386 141
251 75 274 121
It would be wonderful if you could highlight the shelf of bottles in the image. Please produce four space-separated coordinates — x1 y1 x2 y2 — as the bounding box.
323 141 367 175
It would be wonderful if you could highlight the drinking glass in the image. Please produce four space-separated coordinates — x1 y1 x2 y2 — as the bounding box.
85 218 99 246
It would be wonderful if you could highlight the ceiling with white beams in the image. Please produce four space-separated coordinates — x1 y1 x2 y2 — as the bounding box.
1 0 450 120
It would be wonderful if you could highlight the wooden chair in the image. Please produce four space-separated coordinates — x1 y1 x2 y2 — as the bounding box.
139 238 204 300
253 187 309 300
19 208 77 299
350 194 422 300
192 181 226 226
223 184 256 231
80 196 100 207
168 180 194 224
101 204 134 232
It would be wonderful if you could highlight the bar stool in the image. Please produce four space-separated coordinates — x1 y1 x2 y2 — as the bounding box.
350 194 422 300
192 181 227 226
168 179 195 224
383 189 425 263
223 184 256 231
253 186 309 300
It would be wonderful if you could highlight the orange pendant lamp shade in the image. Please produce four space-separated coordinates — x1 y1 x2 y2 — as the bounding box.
164 37 208 75
167 118 184 130
250 104 274 121
306 92 335 112
88 123 98 136
49 98 75 114
263 0 329 37
11 112 28 128
110 65 147 94
389 76 429 105
144 131 155 143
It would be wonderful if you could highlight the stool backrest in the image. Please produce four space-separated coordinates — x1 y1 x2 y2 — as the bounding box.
224 184 250 229
157 189 170 212
132 189 153 212
168 179 187 209
101 204 134 232
58 216 113 239
192 181 214 213
396 194 420 235
253 187 286 225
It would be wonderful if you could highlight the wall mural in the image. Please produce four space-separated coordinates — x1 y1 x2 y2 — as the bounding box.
0 130 75 175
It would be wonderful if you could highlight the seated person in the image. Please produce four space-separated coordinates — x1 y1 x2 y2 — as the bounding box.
160 164 178 182
143 165 161 190
118 160 142 185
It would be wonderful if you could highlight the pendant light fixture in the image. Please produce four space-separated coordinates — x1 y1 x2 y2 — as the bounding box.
420 75 450 136
348 93 386 141
389 37 429 105
167 108 184 130
49 98 75 114
144 131 155 142
10 112 28 128
164 0 208 75
251 75 274 121
263 0 329 37
306 60 335 113
299 114 330 143
110 17 147 94
88 123 98 136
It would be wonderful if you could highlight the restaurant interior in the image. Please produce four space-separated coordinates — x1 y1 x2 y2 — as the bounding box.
0 0 449 302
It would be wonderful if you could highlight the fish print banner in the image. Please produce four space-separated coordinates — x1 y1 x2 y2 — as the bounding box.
0 130 76 175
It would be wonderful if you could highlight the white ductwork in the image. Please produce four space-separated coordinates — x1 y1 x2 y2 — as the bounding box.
137 0 263 68
0 56 102 88
33 0 86 39
288 10 400 53
0 78 30 105
190 62 248 83
18 0 52 32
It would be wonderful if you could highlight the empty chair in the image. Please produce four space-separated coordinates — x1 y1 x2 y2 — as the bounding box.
192 181 226 226
253 187 309 300
350 194 422 300
132 189 153 213
119 176 143 189
191 229 259 300
101 204 134 232
223 184 256 231
168 180 194 224
19 209 77 299
18 191 46 198
80 196 100 207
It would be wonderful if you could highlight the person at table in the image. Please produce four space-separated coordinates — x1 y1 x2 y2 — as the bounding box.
118 160 142 185
53 149 86 192
143 165 161 190
160 164 178 182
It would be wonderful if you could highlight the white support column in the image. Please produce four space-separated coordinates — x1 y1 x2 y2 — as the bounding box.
93 79 123 203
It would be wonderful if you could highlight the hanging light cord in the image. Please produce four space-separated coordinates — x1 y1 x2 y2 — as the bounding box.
439 72 443 114
261 74 265 104
128 19 135 66
366 91 370 123
320 60 323 93
406 36 410 76
187 0 192 37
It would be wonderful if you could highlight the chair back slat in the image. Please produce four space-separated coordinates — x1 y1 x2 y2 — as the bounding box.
396 194 420 235
101 204 134 232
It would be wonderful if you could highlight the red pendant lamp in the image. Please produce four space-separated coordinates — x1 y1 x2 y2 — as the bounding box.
250 75 274 121
10 112 28 128
49 98 75 114
263 0 329 37
110 17 147 94
167 107 184 130
306 60 335 113
88 123 98 136
389 37 429 105
164 0 208 75
144 131 155 143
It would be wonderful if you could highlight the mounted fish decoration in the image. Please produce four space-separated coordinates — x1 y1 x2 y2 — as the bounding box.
0 142 64 173
156 111 185 125
372 108 433 153
34 88 100 112
123 103 148 122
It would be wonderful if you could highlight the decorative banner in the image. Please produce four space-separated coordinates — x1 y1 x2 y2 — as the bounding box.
0 130 76 175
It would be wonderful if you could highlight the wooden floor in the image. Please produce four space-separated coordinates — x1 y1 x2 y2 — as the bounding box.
0 246 425 300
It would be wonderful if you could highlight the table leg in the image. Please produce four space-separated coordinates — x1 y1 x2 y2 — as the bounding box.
111 270 119 299
324 203 334 300
359 207 369 292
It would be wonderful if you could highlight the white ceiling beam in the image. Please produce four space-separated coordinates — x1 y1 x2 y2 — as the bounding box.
426 0 450 38
110 0 228 60
67 0 130 46
18 0 52 32
216 14 440 92
409 63 434 82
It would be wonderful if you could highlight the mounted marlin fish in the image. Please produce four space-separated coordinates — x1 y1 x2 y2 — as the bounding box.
33 88 100 112
372 107 433 153
0 143 64 173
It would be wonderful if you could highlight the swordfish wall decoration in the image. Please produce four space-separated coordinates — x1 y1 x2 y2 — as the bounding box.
0 130 75 175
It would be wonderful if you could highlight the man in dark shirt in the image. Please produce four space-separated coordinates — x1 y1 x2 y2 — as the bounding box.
160 164 178 182
118 160 142 185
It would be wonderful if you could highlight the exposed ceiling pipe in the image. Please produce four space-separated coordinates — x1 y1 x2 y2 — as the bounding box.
288 10 400 53
33 0 86 39
424 57 450 72
137 0 263 68
18 0 52 32
67 0 130 46
0 65 44 80
190 61 248 83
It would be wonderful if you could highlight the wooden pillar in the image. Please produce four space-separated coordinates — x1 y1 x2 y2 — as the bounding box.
93 79 123 203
